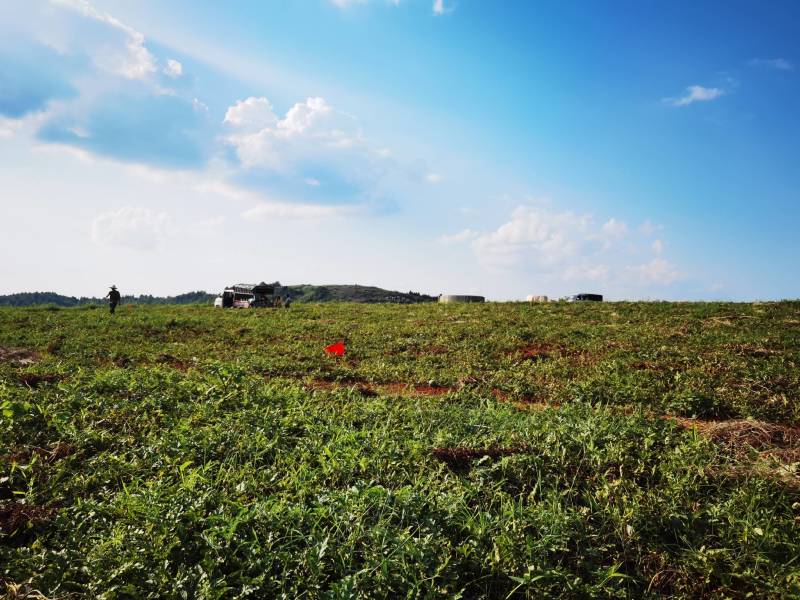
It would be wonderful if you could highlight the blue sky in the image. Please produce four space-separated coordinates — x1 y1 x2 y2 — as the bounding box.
1 0 798 299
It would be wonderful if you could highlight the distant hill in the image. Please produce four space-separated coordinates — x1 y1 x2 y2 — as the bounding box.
0 286 437 307
285 285 436 304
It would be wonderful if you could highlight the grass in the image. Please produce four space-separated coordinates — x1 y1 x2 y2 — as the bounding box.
1 301 799 598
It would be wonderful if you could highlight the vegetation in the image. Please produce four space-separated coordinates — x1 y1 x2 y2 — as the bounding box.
1 301 799 598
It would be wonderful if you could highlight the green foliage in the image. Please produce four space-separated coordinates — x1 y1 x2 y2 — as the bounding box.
0 301 799 598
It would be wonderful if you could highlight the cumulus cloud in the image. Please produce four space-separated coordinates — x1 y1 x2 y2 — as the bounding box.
91 206 171 250
223 97 278 130
164 58 183 78
471 205 592 268
445 204 683 289
748 58 793 71
224 96 362 172
664 85 725 107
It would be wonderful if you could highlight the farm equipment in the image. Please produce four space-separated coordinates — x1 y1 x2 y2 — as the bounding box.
214 282 288 308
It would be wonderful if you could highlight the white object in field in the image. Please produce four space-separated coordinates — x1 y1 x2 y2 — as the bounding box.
214 296 223 308
438 294 485 303
526 295 549 303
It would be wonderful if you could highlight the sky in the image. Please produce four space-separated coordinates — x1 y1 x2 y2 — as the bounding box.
1 0 798 300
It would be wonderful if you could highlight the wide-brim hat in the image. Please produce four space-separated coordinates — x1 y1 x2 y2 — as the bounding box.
110 285 117 290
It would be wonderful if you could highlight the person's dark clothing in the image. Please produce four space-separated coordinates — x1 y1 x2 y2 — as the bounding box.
106 289 121 314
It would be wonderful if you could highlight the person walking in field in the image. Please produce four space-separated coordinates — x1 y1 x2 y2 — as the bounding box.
105 285 121 314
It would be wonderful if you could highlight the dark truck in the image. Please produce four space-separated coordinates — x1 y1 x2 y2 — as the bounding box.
569 293 603 302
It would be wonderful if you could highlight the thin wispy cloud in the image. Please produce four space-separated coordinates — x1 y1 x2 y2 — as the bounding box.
91 206 171 250
664 85 725 107
432 0 453 16
747 58 793 71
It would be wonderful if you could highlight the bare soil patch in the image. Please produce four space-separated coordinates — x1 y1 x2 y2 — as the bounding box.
380 383 453 396
307 379 454 397
671 417 800 462
0 502 56 534
0 347 39 366
491 388 558 411
513 343 558 362
728 343 782 358
16 373 63 388
155 353 189 372
1 442 76 466
432 445 529 470
112 356 131 368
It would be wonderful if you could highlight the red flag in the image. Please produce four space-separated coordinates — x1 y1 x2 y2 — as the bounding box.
324 340 346 356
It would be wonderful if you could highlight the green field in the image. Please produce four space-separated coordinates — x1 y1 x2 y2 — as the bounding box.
1 302 799 598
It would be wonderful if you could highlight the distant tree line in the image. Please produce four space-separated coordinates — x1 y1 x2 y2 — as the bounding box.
0 291 215 307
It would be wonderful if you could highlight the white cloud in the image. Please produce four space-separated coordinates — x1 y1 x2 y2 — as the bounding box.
52 0 157 80
330 0 403 7
223 97 278 129
330 0 367 7
0 118 22 139
562 264 610 282
627 257 682 285
164 58 183 77
652 239 664 255
224 95 371 175
638 219 661 236
305 178 321 186
242 201 353 221
747 58 793 71
91 206 171 250
193 180 355 221
664 85 725 107
457 204 684 290
601 218 628 238
471 205 592 268
433 0 452 15
425 172 443 184
438 228 478 244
